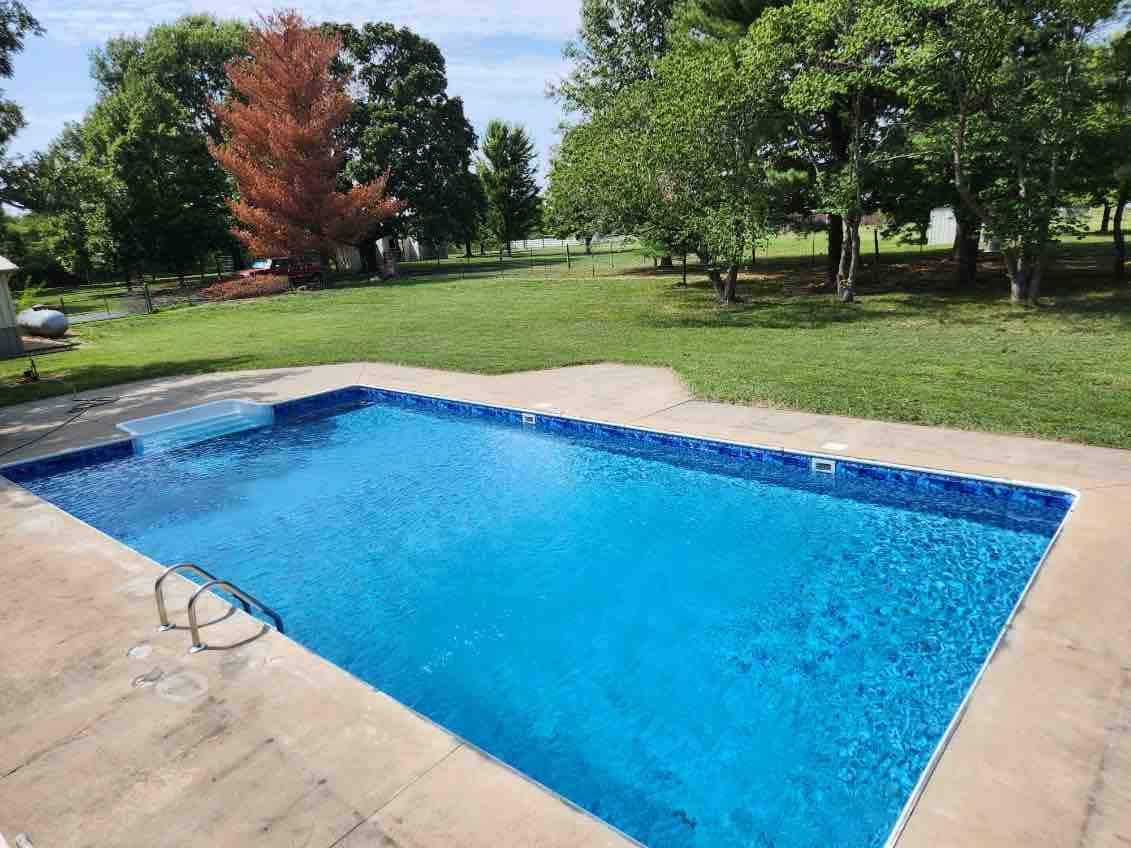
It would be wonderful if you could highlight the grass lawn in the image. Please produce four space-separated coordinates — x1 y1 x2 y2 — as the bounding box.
3 235 1130 449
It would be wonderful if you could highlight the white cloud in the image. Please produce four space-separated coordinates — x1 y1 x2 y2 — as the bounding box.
29 0 580 46
17 1 578 179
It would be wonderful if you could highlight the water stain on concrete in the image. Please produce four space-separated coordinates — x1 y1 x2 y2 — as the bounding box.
155 670 208 703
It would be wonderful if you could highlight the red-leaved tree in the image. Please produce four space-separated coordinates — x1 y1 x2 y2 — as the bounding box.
209 11 403 261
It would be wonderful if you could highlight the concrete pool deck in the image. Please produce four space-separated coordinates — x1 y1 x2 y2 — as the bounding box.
1 362 1129 847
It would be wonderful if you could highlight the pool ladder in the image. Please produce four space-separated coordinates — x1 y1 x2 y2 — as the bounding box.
154 562 284 653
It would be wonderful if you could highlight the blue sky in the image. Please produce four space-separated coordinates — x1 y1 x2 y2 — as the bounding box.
5 1 580 179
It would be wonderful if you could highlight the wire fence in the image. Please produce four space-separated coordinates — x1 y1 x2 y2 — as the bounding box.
15 277 211 324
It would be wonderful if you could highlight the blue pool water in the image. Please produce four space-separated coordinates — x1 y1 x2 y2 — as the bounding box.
6 390 1071 848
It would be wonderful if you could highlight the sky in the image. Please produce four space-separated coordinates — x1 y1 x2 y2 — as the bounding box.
4 0 580 179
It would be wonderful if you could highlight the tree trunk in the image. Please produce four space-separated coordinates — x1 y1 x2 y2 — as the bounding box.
1114 190 1127 280
359 235 379 272
1101 201 1111 234
723 264 738 303
659 254 673 268
710 265 739 303
479 242 486 256
464 239 473 258
708 268 724 301
826 213 843 289
953 209 980 287
1004 248 1044 305
584 236 593 255
836 215 860 302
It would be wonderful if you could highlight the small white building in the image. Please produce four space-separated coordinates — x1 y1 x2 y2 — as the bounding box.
332 237 449 274
0 256 23 359
926 208 958 246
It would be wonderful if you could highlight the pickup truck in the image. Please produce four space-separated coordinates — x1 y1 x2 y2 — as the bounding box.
239 256 324 287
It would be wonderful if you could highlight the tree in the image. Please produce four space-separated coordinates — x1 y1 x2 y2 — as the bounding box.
210 12 403 263
552 0 677 115
741 0 904 301
478 120 541 255
51 14 251 278
85 73 234 282
25 124 113 280
647 45 784 301
0 0 41 207
450 168 488 257
91 15 247 142
1087 28 1131 279
331 22 480 267
892 0 1119 304
550 71 695 266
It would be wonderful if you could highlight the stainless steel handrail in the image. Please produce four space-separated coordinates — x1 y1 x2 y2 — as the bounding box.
154 562 249 631
187 579 284 653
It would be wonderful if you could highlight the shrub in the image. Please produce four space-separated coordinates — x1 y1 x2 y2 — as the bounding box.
201 274 290 301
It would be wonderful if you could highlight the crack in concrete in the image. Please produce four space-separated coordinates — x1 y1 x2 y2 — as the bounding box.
324 742 464 848
1076 665 1131 847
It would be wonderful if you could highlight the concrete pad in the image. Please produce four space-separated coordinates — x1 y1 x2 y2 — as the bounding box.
338 745 635 848
2 362 1130 848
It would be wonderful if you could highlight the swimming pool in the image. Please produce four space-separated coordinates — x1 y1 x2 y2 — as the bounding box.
3 386 1074 848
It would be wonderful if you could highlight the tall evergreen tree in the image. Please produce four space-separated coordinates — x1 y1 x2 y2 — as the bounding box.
478 120 541 255
209 12 403 261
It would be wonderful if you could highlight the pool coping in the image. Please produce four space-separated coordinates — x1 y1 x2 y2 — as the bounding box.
0 380 1081 848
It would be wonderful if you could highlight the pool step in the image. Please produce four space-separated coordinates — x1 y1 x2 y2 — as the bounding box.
118 400 274 454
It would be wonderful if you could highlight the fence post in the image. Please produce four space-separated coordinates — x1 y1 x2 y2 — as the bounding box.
682 253 687 286
530 248 534 270
873 227 880 265
566 243 571 270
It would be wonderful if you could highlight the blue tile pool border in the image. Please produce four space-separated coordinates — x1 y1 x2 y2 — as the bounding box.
3 383 1076 515
278 384 1076 515
0 382 1080 848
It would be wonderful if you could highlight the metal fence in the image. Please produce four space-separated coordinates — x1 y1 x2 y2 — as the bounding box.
16 276 212 324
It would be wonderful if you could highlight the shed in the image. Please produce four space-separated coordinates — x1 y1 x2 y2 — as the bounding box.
0 255 22 358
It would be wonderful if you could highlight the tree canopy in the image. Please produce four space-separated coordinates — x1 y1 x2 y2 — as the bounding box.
210 12 403 260
478 120 541 254
332 22 480 258
549 0 1131 304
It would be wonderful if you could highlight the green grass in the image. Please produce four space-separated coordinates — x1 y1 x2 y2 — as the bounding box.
4 234 1130 449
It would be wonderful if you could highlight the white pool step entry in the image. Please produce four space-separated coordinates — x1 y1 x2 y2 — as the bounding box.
117 400 274 454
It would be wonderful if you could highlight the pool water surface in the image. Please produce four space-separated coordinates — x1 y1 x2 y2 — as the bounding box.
4 389 1073 848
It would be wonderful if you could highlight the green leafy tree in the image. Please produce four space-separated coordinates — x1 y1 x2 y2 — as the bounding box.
478 120 541 255
450 168 488 257
83 72 232 280
1085 28 1131 278
892 0 1119 303
0 0 41 207
646 45 783 300
552 0 676 115
741 0 905 301
90 15 248 141
331 22 479 267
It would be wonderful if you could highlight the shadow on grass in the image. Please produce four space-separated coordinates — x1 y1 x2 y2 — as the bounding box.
639 249 1131 331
